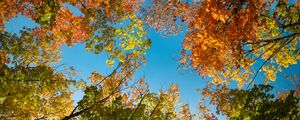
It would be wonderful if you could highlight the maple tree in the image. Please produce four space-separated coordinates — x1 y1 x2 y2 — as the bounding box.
1 0 151 67
144 0 300 88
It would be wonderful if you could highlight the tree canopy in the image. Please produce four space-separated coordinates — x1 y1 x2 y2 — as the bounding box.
143 0 300 88
0 0 299 119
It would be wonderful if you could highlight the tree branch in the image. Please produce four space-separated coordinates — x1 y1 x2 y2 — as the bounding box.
150 99 161 117
61 64 138 120
128 90 148 119
243 32 300 45
246 36 295 89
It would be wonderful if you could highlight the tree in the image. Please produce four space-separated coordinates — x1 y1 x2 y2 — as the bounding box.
0 64 78 119
61 56 194 120
0 31 78 119
198 83 300 119
1 0 151 67
143 0 300 88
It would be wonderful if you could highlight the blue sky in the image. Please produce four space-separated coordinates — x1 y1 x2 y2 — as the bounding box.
4 3 300 119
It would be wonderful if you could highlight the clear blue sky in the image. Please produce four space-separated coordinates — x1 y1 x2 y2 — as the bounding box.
4 4 299 119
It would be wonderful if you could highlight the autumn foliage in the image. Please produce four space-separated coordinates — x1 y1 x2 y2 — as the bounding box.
144 0 300 88
0 0 300 119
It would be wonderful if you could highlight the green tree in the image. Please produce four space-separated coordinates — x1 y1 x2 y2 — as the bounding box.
0 31 78 119
199 84 300 119
0 64 77 119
